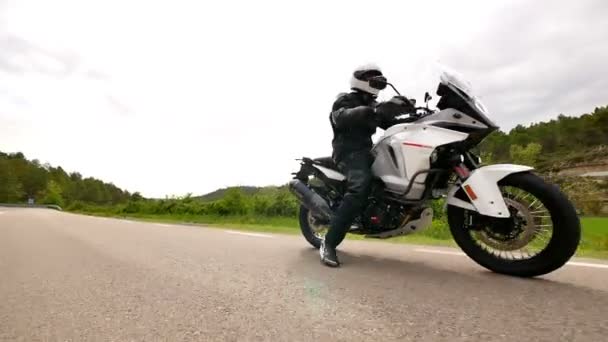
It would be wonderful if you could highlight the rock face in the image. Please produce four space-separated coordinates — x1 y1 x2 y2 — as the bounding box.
582 171 608 177
555 158 608 178
546 154 607 215
544 171 608 216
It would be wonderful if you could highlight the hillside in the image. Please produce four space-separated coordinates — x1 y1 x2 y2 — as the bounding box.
194 186 263 202
475 105 608 216
479 105 608 170
0 151 134 206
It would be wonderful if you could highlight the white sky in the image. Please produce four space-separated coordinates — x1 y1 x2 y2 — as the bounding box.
1 0 607 197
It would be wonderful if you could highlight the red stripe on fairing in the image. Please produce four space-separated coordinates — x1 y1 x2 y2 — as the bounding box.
402 142 434 149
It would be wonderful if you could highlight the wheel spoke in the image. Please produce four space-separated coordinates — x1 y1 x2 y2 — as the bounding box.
536 227 551 234
530 210 549 215
519 192 532 202
531 203 545 211
466 183 554 262
533 234 550 244
539 228 553 237
513 189 524 200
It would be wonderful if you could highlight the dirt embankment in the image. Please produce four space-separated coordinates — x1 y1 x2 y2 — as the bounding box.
555 158 608 177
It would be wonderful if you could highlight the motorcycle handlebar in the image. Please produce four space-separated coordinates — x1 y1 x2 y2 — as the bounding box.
415 107 433 113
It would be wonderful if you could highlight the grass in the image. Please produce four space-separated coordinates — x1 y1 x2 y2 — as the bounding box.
73 211 302 234
579 217 608 259
73 210 608 259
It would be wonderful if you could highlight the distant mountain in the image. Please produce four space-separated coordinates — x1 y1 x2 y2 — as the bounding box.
193 185 290 202
194 186 263 202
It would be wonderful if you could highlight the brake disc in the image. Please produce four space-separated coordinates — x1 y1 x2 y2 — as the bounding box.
475 197 538 251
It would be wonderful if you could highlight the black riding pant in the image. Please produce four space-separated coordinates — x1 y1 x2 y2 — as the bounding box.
325 150 373 248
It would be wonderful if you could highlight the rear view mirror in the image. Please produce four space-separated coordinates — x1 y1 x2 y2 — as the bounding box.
424 92 432 103
368 76 387 90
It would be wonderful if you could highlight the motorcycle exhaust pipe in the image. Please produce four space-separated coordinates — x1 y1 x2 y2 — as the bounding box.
288 179 333 222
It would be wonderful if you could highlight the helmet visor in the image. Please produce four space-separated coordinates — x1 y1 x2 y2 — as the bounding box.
368 76 387 90
354 69 383 81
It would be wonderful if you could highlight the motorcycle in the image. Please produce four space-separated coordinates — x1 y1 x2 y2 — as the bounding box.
289 67 581 277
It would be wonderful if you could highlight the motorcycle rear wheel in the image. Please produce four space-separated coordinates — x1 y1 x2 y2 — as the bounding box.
299 205 345 249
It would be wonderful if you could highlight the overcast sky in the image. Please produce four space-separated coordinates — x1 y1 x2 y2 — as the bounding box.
1 0 607 198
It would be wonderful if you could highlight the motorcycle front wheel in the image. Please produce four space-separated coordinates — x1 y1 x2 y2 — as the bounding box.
448 172 581 277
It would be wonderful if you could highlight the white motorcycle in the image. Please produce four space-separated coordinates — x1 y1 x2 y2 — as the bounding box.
289 67 580 277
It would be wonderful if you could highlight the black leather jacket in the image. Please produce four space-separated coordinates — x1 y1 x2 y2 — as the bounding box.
329 91 403 162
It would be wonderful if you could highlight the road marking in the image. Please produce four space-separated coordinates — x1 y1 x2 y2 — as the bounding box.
224 230 273 238
155 223 172 227
414 248 608 269
0 211 5 215
414 248 465 256
566 262 608 269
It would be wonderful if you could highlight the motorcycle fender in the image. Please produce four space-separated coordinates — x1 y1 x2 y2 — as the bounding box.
313 165 346 182
447 164 534 218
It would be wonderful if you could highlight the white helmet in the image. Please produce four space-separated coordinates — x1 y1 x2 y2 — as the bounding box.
350 63 386 96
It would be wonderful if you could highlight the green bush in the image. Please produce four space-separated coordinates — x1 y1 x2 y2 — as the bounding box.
419 218 452 240
67 201 85 211
41 180 64 207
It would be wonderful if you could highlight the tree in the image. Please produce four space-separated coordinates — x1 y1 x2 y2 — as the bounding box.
510 143 542 167
252 195 271 215
219 188 248 215
16 161 48 200
0 150 136 205
479 151 494 165
267 189 298 216
131 192 144 201
0 158 23 202
41 180 65 207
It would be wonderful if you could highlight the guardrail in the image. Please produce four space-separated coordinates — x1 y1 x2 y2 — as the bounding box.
0 203 63 211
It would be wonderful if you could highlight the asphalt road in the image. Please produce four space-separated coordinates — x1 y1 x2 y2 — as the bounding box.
1 208 607 341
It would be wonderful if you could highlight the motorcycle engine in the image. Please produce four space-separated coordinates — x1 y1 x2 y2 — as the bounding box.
361 200 410 233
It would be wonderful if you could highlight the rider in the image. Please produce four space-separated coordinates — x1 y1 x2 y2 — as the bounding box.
321 64 415 267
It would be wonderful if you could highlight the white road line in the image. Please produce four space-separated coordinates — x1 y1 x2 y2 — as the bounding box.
224 230 273 238
414 248 465 256
0 211 5 215
414 248 608 269
155 223 172 228
566 262 608 269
